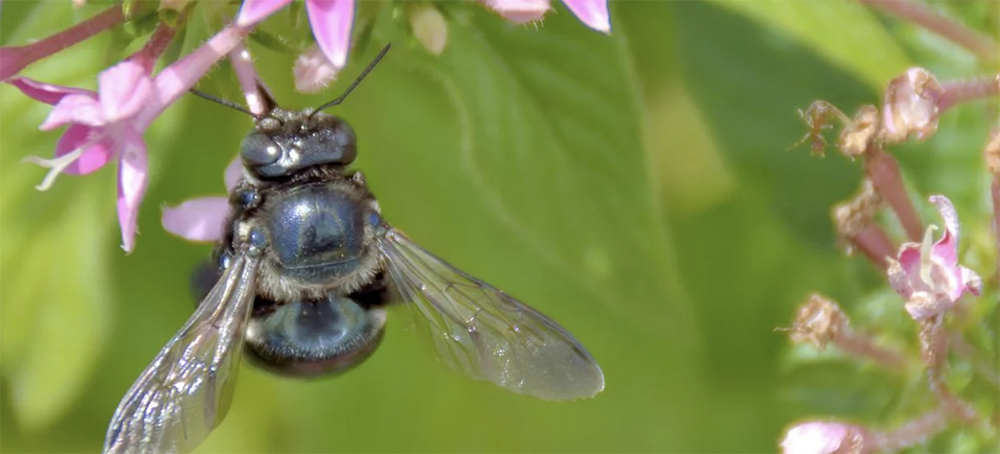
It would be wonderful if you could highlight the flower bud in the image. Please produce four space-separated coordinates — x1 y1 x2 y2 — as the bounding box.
881 67 943 143
480 0 551 24
410 6 448 56
780 421 871 454
293 45 339 94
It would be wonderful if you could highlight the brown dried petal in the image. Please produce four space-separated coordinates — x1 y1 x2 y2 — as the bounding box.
985 127 1000 176
838 105 879 158
790 294 848 350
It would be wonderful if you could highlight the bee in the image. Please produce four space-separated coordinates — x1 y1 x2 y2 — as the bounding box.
103 45 604 454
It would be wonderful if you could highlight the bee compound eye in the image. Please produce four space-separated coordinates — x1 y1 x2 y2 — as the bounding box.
244 296 386 377
240 133 281 167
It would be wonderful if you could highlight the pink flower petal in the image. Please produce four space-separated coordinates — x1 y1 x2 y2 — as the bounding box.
961 266 982 296
236 0 294 27
6 77 92 105
98 61 152 123
904 292 950 320
54 124 113 174
886 257 914 299
928 195 959 266
780 421 867 454
561 0 610 33
40 93 104 130
306 0 355 69
896 243 921 278
224 156 243 191
480 0 550 24
162 197 231 242
116 128 148 252
141 25 247 129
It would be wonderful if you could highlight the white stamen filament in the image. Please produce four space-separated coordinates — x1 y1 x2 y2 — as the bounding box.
919 225 938 287
22 147 86 191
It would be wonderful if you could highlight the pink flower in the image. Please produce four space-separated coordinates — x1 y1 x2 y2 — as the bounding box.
238 0 355 70
886 195 982 320
482 0 611 32
237 0 611 84
8 26 248 252
12 62 152 253
161 157 243 243
780 421 870 454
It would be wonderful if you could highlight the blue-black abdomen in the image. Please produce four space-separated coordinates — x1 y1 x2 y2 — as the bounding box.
265 183 364 282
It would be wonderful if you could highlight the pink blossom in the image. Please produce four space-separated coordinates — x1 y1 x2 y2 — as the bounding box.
238 0 355 70
237 0 611 87
780 421 870 454
561 0 611 32
161 157 242 243
480 0 551 24
8 26 247 252
482 0 610 32
886 195 982 320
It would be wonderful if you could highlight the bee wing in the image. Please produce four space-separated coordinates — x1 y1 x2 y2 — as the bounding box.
103 253 259 454
376 228 604 400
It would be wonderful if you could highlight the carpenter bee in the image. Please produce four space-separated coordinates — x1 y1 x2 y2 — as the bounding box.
103 45 604 454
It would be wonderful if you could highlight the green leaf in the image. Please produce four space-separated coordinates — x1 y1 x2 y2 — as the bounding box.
0 181 114 431
708 0 911 91
673 1 876 248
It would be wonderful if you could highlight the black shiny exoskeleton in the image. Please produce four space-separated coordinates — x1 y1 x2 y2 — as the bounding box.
105 45 603 454
195 107 390 378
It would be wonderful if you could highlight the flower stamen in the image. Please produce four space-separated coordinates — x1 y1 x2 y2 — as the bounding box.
919 225 938 287
22 147 87 191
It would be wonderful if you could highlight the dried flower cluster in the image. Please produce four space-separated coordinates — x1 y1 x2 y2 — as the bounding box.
780 3 999 450
2 0 611 252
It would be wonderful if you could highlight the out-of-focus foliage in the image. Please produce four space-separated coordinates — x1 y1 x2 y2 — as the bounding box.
0 1 996 453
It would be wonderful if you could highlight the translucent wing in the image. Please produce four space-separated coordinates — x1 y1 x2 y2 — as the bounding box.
103 253 259 454
376 228 604 400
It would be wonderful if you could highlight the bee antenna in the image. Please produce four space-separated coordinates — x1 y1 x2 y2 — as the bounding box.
189 89 258 118
308 43 391 119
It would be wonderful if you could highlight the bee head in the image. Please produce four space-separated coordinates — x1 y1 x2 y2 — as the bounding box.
240 110 357 179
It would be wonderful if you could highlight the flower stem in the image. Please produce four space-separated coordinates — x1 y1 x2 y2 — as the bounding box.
919 316 978 424
850 224 895 269
835 329 908 370
861 0 1000 62
872 406 950 452
128 17 183 73
865 147 923 241
833 179 896 269
139 25 249 129
938 75 1000 112
0 4 127 80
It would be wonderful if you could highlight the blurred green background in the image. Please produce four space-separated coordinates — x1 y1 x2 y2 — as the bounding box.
1 1 997 452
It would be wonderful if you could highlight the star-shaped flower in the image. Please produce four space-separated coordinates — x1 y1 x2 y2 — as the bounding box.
886 195 982 320
8 26 247 252
12 62 153 252
237 0 611 91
